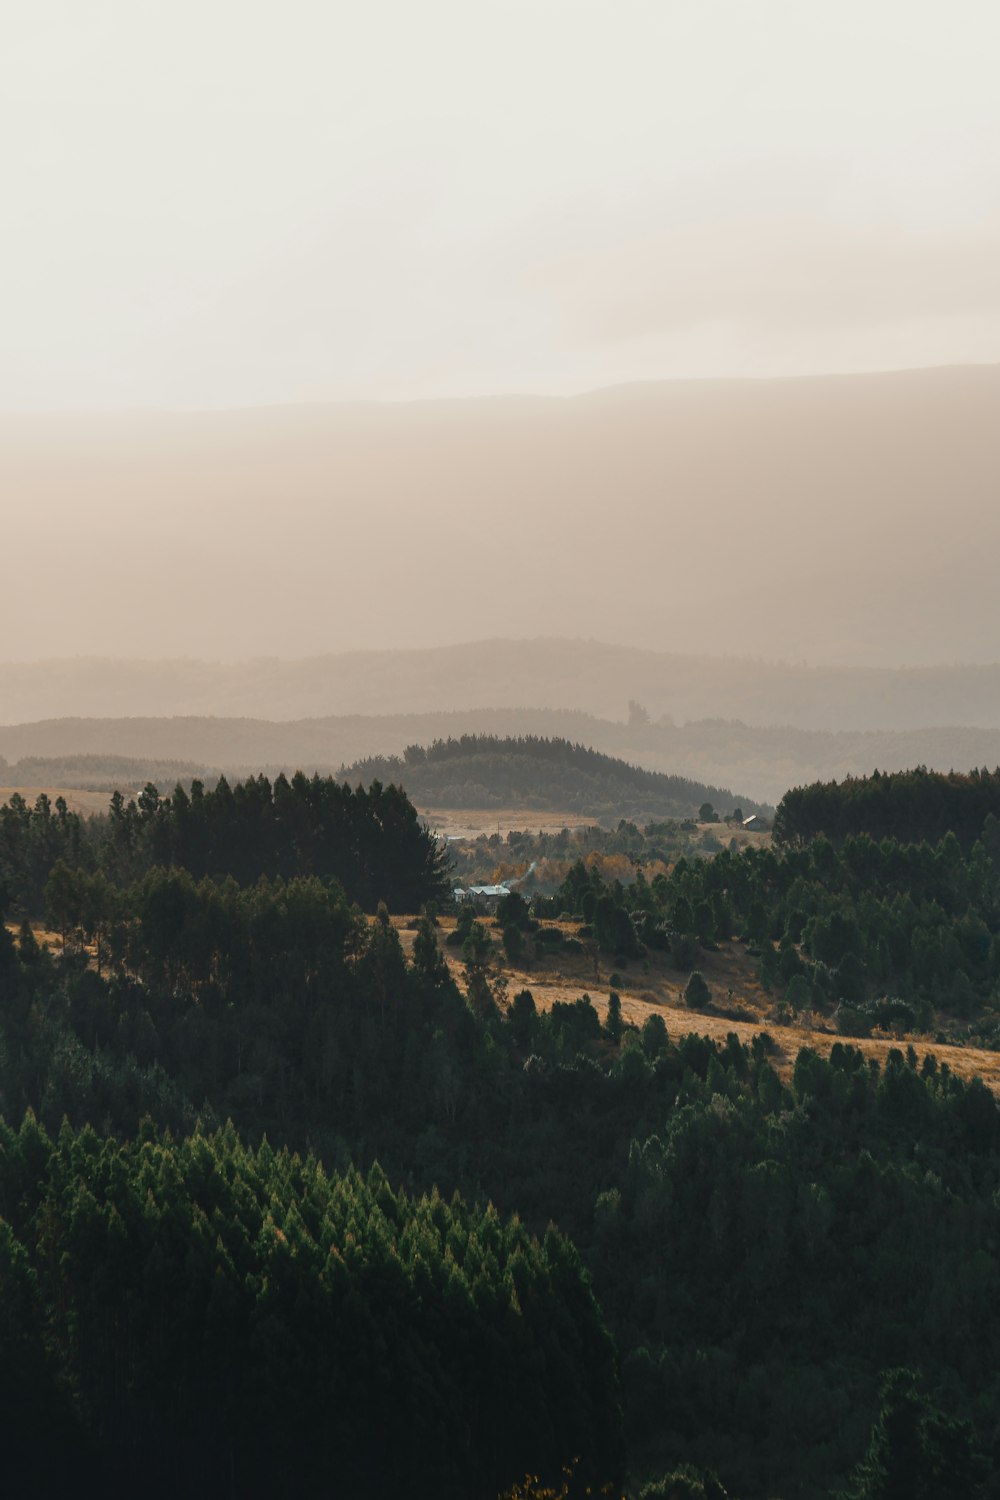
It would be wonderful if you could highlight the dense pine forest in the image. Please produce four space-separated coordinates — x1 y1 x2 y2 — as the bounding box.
0 771 449 917
3 765 1000 1496
2 1120 618 1499
774 765 1000 851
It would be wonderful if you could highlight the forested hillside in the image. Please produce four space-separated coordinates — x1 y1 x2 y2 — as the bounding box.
2 768 1000 1495
0 772 448 915
775 765 1000 850
9 711 1000 808
0 752 214 791
339 736 767 820
1 1120 618 1499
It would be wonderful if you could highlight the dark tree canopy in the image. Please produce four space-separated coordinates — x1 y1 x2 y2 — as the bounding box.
774 766 1000 851
0 771 449 915
3 761 1000 1499
0 1118 622 1499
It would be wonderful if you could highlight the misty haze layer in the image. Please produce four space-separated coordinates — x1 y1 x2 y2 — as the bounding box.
3 365 999 667
6 4 1000 411
8 641 1000 733
7 707 1000 808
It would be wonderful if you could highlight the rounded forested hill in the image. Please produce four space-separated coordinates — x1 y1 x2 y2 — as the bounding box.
340 735 768 821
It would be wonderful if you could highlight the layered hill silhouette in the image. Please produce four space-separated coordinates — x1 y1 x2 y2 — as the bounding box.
7 639 1000 733
336 735 768 820
0 736 768 823
4 363 1000 667
5 710 1000 806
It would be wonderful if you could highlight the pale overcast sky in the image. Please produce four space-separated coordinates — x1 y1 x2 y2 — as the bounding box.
3 0 1000 409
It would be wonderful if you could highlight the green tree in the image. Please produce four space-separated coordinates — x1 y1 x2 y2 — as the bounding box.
508 988 537 1050
685 971 710 1009
44 860 82 949
502 923 525 962
463 923 505 1020
758 941 779 991
640 1466 729 1500
841 1368 988 1500
641 1012 668 1059
411 912 450 986
360 902 408 1032
604 991 624 1043
497 889 533 931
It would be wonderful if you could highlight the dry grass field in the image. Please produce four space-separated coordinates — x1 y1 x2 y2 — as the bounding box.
12 898 1000 1095
0 786 114 817
418 806 600 840
397 915 1000 1093
420 810 772 847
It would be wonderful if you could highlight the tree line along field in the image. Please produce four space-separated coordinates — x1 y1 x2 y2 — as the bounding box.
0 784 118 818
401 914 1000 1095
4 764 1000 1496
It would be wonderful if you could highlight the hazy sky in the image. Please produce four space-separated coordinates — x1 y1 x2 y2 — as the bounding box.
3 0 1000 409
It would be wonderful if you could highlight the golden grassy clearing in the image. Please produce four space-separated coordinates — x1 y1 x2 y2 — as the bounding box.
4 923 69 961
397 916 1000 1093
12 903 1000 1094
0 786 114 817
418 806 600 839
421 809 772 848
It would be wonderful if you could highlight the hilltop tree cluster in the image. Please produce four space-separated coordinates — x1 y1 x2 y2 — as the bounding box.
340 735 762 822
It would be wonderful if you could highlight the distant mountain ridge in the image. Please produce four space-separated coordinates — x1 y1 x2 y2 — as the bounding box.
6 707 1000 806
7 639 1000 732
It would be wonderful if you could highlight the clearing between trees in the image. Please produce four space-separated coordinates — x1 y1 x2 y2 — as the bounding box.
402 916 1000 1093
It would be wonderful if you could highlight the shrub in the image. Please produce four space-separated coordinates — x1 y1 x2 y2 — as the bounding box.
836 1004 872 1038
502 924 525 962
670 933 701 970
685 971 711 1009
641 1013 668 1059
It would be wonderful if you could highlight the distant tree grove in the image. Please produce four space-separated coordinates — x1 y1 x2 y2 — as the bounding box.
774 765 1000 851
